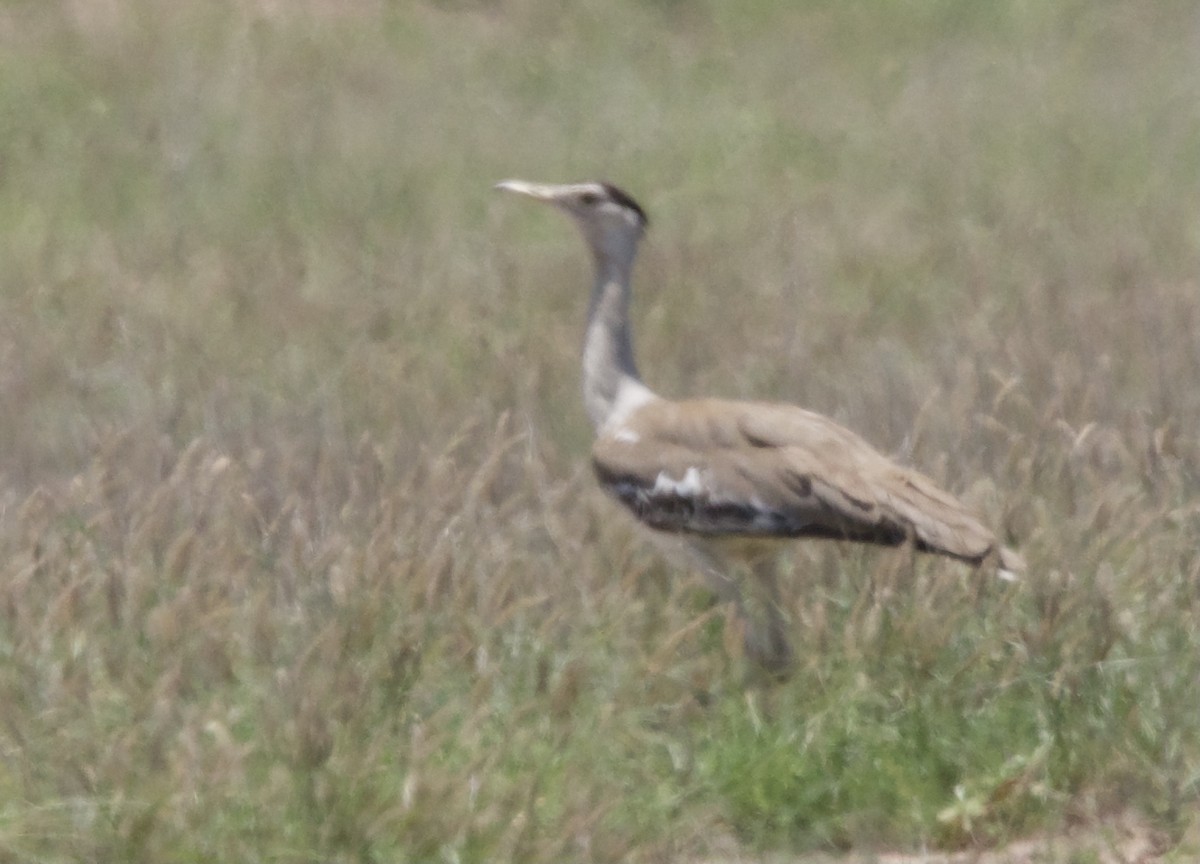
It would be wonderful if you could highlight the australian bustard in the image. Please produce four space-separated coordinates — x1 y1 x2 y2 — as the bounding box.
495 179 1024 673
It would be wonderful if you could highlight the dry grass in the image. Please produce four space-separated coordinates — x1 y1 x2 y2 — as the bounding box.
0 1 1198 861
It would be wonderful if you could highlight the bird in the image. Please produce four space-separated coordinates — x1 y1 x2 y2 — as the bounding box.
494 179 1024 673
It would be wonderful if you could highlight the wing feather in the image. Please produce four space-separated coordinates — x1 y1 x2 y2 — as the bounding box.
591 398 1013 567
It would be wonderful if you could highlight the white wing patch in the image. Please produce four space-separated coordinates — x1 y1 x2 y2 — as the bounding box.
613 428 640 444
651 466 706 497
748 496 782 531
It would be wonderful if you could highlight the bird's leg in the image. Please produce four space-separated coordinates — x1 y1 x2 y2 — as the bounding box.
682 540 794 677
873 532 917 605
744 556 794 677
716 551 795 679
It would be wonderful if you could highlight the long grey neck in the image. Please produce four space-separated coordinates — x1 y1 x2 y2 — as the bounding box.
582 253 646 430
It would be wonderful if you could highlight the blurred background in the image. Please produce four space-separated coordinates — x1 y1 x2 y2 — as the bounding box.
0 1 1198 861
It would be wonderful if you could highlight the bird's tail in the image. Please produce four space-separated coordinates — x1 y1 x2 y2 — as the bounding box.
996 545 1026 582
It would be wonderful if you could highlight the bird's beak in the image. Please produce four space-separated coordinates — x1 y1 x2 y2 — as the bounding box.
494 179 563 204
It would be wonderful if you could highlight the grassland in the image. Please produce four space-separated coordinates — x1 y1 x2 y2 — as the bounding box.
1 1 1198 861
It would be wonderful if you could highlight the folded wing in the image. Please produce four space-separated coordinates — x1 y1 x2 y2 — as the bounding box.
592 398 1019 569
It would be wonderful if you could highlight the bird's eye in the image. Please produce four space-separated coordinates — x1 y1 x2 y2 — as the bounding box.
579 192 600 206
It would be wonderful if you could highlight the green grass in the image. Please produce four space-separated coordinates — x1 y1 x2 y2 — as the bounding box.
1 1 1199 861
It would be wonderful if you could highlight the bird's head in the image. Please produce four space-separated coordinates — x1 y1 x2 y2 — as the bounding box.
495 179 648 272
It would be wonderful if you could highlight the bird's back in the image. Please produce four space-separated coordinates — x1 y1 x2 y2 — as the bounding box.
592 397 1023 573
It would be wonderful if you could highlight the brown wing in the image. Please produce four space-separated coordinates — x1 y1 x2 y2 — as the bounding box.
592 398 1017 568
